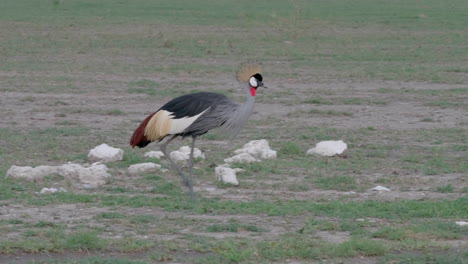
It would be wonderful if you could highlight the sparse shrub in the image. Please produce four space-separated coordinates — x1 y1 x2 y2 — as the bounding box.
436 184 454 193
64 231 107 250
96 212 126 219
335 239 387 256
206 219 267 233
279 141 303 156
372 226 408 240
315 175 357 191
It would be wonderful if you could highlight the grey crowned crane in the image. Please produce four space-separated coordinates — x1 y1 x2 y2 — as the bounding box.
130 63 265 198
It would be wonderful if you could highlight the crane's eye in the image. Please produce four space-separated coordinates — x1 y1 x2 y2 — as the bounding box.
249 76 258 88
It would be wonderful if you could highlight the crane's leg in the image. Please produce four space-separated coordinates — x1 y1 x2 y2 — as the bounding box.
159 135 194 199
187 136 197 194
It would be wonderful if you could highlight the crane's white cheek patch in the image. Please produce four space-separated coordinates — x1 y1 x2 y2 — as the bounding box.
168 109 209 134
249 77 257 87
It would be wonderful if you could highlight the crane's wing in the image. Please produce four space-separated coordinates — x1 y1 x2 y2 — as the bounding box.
130 92 238 147
172 92 239 137
160 92 226 118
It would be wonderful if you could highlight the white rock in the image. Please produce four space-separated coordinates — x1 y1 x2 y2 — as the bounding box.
58 163 83 178
59 163 111 187
128 162 161 175
371 185 391 192
306 140 347 157
455 221 468 227
87 143 124 162
39 187 66 194
233 139 277 160
77 163 111 186
144 151 165 159
215 165 240 186
6 165 60 181
82 184 96 189
224 153 258 164
169 146 205 163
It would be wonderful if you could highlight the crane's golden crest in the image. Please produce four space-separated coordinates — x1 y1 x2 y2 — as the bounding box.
237 62 262 83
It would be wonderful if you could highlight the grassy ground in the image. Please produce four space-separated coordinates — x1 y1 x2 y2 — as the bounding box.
0 0 467 263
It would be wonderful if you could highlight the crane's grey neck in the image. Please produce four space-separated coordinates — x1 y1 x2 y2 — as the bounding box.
220 83 255 136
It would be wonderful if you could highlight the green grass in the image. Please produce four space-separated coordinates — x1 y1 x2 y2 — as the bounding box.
0 229 107 253
64 231 108 251
278 141 303 156
372 220 467 241
315 175 358 191
206 219 267 233
104 108 126 116
1 0 467 82
95 212 126 220
436 184 455 193
5 188 465 219
34 257 149 264
127 79 161 96
1 0 468 263
379 252 468 264
111 237 154 252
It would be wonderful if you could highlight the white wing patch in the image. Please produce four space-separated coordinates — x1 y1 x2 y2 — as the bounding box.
168 108 209 134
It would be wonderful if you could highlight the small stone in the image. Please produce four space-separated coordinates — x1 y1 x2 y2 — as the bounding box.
58 163 83 178
215 165 240 186
306 140 347 157
371 185 391 192
144 151 165 159
39 187 66 194
128 162 161 175
455 221 468 227
82 184 96 189
78 163 111 186
6 165 60 181
87 143 124 163
169 146 205 163
233 139 277 160
58 163 111 187
40 188 57 194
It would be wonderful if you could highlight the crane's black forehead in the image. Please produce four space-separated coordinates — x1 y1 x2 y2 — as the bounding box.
253 73 263 81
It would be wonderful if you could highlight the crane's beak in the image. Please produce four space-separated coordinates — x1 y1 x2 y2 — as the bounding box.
259 81 267 88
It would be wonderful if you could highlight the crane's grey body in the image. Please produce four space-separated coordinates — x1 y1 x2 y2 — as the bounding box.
130 64 264 199
182 83 255 138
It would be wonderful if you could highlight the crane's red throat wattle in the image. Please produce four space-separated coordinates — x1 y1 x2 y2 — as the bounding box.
250 86 256 96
